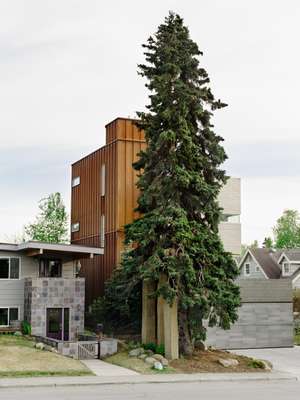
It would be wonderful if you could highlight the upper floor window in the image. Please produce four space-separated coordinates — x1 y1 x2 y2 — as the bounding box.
101 164 105 196
245 263 250 276
0 258 20 280
72 176 80 188
100 215 105 247
39 259 62 278
283 262 290 275
71 222 80 233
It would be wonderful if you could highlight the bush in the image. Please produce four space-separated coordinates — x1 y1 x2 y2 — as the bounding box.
248 359 265 369
143 342 165 356
293 290 300 313
21 321 31 335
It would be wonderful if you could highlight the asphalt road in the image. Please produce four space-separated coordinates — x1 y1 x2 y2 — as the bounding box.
1 381 300 400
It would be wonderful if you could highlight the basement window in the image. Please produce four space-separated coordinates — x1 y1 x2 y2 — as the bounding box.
0 307 19 327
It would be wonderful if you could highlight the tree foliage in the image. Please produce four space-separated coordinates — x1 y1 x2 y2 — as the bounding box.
100 13 240 354
24 192 68 243
262 237 273 249
273 209 300 249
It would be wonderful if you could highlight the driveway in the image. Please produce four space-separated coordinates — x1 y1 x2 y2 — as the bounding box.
232 347 300 378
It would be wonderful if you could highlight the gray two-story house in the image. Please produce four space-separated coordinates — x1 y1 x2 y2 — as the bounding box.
0 241 102 340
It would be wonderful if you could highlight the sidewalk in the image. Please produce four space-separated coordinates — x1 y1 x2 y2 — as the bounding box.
0 371 296 389
81 359 139 376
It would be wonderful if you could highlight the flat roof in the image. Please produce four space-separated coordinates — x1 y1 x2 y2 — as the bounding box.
0 241 103 256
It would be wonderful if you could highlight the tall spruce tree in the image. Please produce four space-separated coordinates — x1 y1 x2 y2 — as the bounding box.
121 13 240 354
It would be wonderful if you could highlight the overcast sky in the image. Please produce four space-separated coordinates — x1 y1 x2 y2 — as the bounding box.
1 0 300 245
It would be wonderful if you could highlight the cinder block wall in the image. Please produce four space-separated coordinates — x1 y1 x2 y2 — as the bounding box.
205 280 294 349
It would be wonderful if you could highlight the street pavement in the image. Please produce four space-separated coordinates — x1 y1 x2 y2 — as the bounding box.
233 347 300 378
1 381 300 400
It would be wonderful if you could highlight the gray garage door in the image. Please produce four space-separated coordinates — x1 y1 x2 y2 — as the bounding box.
205 279 293 349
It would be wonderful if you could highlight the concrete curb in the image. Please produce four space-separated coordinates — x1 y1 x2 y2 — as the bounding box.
0 372 297 389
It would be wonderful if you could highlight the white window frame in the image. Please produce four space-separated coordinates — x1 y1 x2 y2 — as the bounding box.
100 215 105 247
72 176 80 188
244 263 251 276
0 257 21 280
71 222 80 233
101 164 105 196
282 262 290 276
0 306 20 327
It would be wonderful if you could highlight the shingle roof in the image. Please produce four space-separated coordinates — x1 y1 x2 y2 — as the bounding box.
282 249 300 262
250 248 282 279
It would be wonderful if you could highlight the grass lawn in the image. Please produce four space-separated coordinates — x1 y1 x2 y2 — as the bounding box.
0 335 92 378
295 334 300 345
105 349 269 374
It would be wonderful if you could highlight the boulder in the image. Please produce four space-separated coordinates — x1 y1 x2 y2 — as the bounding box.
153 361 163 370
139 354 147 360
153 354 164 361
14 331 22 337
218 358 239 368
35 342 45 350
145 357 157 366
194 340 207 351
145 349 154 356
129 347 144 357
160 357 169 367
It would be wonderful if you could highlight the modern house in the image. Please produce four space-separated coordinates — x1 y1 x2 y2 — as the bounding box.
0 241 102 338
238 248 300 288
71 117 241 305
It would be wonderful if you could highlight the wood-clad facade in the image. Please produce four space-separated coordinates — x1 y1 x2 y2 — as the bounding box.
71 118 146 305
71 117 241 306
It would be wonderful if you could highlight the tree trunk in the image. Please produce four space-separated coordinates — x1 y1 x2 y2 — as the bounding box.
178 308 194 356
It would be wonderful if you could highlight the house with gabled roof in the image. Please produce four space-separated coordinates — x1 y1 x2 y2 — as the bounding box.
238 247 300 289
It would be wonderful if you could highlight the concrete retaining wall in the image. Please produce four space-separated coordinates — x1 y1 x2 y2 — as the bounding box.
205 279 294 349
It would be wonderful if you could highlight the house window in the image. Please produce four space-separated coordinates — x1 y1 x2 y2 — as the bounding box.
101 164 105 196
39 259 62 278
245 263 250 276
255 266 260 272
283 262 290 275
71 222 80 233
100 215 105 247
0 258 20 279
72 176 80 187
0 307 19 327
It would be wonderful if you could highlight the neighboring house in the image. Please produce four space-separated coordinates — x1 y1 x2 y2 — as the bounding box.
71 117 241 305
238 247 300 288
0 241 103 339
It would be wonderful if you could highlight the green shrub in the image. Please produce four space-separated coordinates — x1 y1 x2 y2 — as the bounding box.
248 359 265 369
143 342 165 356
21 321 31 335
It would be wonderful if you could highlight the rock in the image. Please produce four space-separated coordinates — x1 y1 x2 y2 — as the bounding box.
35 342 45 350
145 349 154 356
153 361 163 370
258 359 272 371
153 354 164 361
51 347 58 353
129 348 144 357
139 354 147 360
14 331 22 336
160 357 169 367
194 340 207 351
218 358 239 368
145 357 157 366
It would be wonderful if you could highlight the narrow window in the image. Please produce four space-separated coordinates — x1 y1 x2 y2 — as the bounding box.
245 263 250 276
283 262 290 275
72 176 80 187
10 258 20 279
71 222 80 233
100 215 105 247
101 164 105 196
9 308 19 322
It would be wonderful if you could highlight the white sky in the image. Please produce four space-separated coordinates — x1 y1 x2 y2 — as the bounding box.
1 0 300 245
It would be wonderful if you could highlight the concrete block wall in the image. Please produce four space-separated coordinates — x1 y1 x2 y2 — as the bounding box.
205 279 294 349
